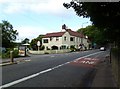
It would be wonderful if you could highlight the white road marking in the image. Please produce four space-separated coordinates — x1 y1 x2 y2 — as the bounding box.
0 51 103 88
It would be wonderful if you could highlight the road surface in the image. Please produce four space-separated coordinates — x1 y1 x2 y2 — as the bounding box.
1 49 109 88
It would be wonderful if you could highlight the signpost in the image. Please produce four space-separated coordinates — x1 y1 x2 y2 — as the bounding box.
37 41 40 52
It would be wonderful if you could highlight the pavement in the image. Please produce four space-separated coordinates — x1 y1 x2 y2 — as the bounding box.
90 56 119 88
0 57 30 66
0 54 119 88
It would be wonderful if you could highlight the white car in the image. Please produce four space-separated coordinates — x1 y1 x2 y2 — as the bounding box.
100 47 106 51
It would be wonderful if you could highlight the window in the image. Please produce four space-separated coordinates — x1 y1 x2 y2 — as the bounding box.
64 37 66 41
50 37 52 41
70 37 74 41
56 37 59 41
43 39 48 43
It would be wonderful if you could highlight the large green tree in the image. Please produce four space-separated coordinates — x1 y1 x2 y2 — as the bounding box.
30 35 44 50
21 38 30 44
0 20 18 48
63 2 120 47
77 25 108 46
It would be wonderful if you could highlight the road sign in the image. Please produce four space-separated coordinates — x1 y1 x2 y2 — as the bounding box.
37 41 40 46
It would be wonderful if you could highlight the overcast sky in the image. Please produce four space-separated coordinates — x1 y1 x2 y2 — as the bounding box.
0 0 91 42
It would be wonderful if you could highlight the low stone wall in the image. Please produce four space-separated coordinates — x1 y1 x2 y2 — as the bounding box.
28 49 71 55
110 48 120 87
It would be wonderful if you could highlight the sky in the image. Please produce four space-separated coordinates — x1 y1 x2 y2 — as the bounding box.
0 0 91 42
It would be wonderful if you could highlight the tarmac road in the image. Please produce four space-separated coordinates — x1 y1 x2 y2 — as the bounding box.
1 49 109 88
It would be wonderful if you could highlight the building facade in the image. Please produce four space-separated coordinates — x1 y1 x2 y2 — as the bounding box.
42 27 90 50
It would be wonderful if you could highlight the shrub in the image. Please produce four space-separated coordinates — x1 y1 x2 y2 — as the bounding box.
2 48 19 59
70 45 76 52
40 45 45 50
13 50 19 58
44 52 49 54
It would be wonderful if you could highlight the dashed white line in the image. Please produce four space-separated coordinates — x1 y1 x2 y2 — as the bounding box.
0 51 103 88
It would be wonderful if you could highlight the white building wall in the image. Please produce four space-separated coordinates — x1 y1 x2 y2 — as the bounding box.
49 37 62 48
83 38 89 49
42 31 89 50
62 32 70 48
42 37 63 50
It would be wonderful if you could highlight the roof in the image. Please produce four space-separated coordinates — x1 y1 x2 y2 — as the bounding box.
44 32 65 38
43 29 84 38
67 29 84 38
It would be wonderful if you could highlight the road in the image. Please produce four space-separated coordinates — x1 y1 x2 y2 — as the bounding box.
1 49 109 88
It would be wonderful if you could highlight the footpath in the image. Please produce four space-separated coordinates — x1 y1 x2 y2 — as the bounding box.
90 56 119 88
0 56 31 66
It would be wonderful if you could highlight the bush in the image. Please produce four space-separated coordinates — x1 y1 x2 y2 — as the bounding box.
13 50 19 58
2 51 10 59
70 45 76 52
44 52 49 54
2 48 19 59
40 45 45 50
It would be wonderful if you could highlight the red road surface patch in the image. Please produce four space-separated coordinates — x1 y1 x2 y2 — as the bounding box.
70 58 100 68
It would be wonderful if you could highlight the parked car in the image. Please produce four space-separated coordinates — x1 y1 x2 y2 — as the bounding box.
100 47 106 51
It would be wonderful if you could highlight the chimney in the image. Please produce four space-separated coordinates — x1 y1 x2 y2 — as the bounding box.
62 24 66 30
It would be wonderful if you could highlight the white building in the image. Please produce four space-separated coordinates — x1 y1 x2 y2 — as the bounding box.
42 26 90 50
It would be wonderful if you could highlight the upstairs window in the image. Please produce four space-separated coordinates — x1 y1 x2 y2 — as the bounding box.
64 37 66 41
43 39 48 43
70 37 74 41
56 37 59 41
50 37 53 41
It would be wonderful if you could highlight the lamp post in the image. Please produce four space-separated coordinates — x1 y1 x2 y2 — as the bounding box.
81 22 88 46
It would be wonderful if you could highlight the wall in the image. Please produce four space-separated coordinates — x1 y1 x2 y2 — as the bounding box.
110 48 120 87
42 37 62 50
29 49 70 54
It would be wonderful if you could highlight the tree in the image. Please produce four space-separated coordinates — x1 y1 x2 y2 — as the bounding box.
30 35 44 50
77 25 108 46
21 38 30 44
30 38 37 50
0 20 18 48
63 2 120 47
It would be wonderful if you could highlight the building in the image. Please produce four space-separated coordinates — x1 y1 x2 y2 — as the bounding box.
42 25 90 50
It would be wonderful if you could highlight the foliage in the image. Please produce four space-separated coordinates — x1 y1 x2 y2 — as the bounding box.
77 25 108 46
30 35 44 50
63 2 120 47
30 38 37 50
13 49 19 58
40 45 45 50
21 38 30 44
70 45 76 52
2 48 19 59
0 20 18 48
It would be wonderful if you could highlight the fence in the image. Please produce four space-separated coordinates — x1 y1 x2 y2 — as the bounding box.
110 48 120 87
